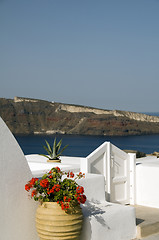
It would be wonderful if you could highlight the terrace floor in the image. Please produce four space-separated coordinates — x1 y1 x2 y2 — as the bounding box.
133 205 159 240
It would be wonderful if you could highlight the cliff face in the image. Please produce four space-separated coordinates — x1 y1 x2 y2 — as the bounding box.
1 97 159 136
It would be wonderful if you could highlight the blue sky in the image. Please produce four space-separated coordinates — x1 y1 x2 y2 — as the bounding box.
1 0 159 112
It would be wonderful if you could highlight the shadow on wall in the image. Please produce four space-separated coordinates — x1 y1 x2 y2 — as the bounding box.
82 201 111 227
80 200 112 240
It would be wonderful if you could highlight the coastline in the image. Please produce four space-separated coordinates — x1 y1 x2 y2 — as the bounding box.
2 97 159 137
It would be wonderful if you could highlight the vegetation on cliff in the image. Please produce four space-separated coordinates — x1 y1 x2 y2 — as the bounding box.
1 97 159 136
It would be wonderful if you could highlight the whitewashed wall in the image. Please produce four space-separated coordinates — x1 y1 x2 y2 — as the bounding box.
0 117 39 240
136 156 159 208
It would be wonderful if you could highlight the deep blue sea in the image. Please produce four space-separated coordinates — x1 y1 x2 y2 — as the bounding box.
15 133 159 157
14 112 159 157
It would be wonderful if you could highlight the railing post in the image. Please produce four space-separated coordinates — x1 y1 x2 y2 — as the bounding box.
128 153 136 205
106 142 111 201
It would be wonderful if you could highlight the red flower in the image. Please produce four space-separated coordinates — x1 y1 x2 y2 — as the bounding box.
25 184 31 192
47 186 55 195
30 178 39 186
61 201 65 210
64 203 69 209
80 194 86 204
76 194 86 204
67 171 75 178
25 178 39 192
50 187 55 194
76 186 84 194
40 179 49 188
60 201 69 210
55 167 61 172
54 184 61 192
31 189 37 197
70 172 74 178
64 196 67 202
77 196 81 203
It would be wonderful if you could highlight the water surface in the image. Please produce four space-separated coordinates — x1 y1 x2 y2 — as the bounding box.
15 134 159 157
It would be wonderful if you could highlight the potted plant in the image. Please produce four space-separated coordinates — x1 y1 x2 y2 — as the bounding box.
25 167 86 240
40 138 68 162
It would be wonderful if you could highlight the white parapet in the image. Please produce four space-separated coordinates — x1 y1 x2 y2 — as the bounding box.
26 154 82 177
80 201 136 240
76 173 137 240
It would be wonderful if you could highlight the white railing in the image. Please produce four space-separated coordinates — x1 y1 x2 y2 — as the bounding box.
81 142 107 175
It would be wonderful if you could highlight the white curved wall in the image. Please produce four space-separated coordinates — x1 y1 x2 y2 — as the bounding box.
0 117 39 240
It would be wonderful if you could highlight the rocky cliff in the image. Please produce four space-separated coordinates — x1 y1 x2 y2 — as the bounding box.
1 97 159 136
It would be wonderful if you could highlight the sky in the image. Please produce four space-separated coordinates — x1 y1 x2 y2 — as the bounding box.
0 0 159 113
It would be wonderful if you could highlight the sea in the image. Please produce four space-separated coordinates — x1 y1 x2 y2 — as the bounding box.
15 112 159 157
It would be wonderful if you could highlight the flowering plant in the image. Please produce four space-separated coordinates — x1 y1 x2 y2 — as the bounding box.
25 167 86 211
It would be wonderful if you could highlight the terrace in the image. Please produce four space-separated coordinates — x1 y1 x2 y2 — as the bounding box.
1 116 159 239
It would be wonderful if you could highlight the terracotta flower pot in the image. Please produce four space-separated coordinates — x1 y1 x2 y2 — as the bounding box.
47 159 61 163
36 202 83 240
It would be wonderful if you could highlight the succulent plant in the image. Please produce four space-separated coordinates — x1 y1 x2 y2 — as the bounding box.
40 138 68 161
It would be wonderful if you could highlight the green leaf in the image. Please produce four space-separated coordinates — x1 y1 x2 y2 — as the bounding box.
56 139 62 154
53 137 57 155
45 140 53 154
41 144 52 156
39 154 50 159
56 145 68 158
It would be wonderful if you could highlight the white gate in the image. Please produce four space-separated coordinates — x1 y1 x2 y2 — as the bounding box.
80 142 136 205
110 144 130 204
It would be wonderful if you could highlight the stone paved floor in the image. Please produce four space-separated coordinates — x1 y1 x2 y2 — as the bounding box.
134 233 159 240
133 205 159 240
